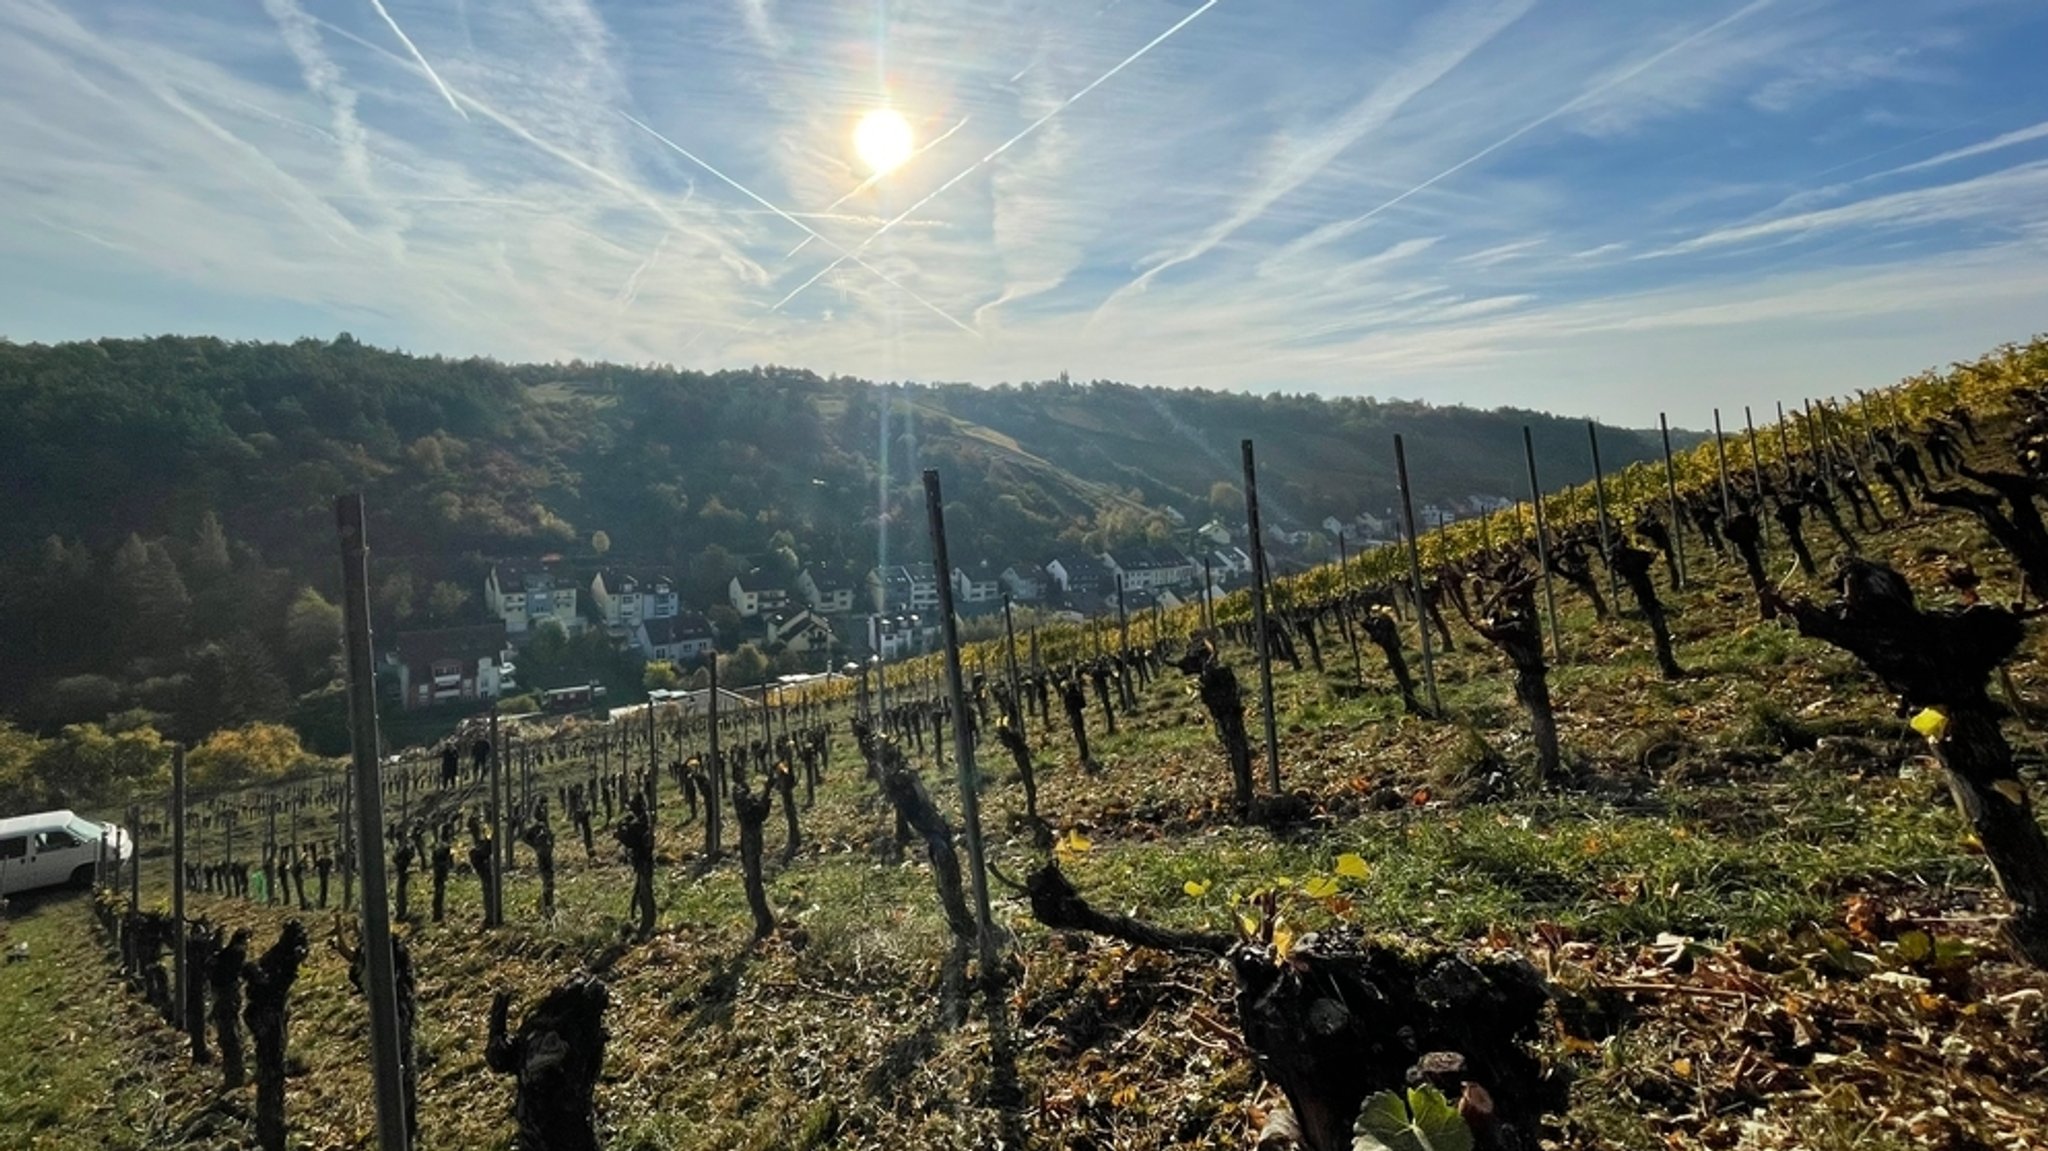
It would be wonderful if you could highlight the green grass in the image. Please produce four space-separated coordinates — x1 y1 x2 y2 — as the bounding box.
10 466 2048 1150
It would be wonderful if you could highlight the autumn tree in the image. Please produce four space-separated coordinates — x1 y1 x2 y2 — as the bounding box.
282 588 343 690
189 723 313 790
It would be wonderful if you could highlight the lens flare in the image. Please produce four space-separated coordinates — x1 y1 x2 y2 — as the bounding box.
855 109 914 175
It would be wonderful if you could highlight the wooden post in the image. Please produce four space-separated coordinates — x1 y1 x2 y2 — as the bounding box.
1522 426 1567 665
1241 440 1283 793
487 703 503 927
171 744 187 1030
1805 399 1836 494
706 656 723 858
1586 421 1621 608
1660 413 1687 589
1776 400 1793 468
127 803 141 911
923 469 1000 977
1745 406 1768 544
1002 594 1025 738
335 494 417 1151
1394 435 1442 714
645 697 657 817
1712 408 1734 518
1116 574 1128 650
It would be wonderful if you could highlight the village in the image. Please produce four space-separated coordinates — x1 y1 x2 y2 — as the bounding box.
385 497 1513 719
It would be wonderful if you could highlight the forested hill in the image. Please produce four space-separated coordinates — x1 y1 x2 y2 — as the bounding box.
0 334 1675 745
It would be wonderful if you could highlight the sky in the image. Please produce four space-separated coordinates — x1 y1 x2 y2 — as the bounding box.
2 0 2045 425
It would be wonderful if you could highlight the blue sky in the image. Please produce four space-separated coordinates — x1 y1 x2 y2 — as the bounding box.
2 0 2045 424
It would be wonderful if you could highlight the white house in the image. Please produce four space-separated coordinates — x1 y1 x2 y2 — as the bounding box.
1209 547 1255 577
999 562 1045 603
1045 554 1111 600
767 609 837 656
796 567 857 616
486 564 583 638
728 574 791 619
951 561 1002 605
589 570 679 642
866 563 941 613
1101 546 1196 592
642 612 716 664
866 613 939 660
393 623 508 711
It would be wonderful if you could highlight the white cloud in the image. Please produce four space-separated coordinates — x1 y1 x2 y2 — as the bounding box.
1 0 2043 421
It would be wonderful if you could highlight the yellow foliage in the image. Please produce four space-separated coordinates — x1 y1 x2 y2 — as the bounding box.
189 722 314 790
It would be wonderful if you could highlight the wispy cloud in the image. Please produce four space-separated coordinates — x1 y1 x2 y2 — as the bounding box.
1 0 2044 421
1888 118 2048 177
1098 0 1537 310
1657 161 2048 255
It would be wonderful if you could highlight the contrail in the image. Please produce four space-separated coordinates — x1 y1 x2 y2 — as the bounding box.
622 111 978 335
785 116 972 259
770 0 1227 315
316 14 763 280
617 229 671 309
1331 0 1775 234
367 0 469 120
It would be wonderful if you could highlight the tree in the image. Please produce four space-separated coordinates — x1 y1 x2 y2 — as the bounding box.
178 632 292 739
27 722 172 807
1209 481 1244 517
375 571 417 624
109 534 192 652
0 721 48 810
719 644 770 689
188 723 311 790
426 581 470 623
31 673 124 728
643 662 680 691
188 512 232 583
283 587 343 688
707 604 743 649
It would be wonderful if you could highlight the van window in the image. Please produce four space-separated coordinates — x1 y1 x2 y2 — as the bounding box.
37 829 78 850
0 836 24 860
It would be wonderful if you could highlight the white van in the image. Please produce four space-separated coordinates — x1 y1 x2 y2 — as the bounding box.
0 810 132 897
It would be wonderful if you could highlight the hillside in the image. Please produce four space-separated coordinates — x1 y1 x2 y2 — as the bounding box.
0 335 1679 750
5 382 2046 1151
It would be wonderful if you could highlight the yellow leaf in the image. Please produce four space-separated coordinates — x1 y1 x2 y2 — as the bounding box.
1274 875 1294 888
1910 708 1949 742
1237 913 1261 938
1671 1057 1693 1079
1993 779 2028 805
1056 829 1092 856
1183 880 1211 898
1271 924 1295 955
1335 853 1370 879
1303 876 1341 899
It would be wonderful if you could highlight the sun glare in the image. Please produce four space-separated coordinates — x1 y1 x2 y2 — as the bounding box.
854 108 914 176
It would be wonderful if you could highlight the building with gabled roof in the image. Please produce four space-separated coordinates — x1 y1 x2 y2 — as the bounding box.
393 623 508 710
486 562 584 638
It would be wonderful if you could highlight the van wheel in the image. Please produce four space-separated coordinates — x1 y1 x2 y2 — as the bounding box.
70 864 96 890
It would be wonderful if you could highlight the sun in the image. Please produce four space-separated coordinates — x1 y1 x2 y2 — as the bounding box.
854 108 915 176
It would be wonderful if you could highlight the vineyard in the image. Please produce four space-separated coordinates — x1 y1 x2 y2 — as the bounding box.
6 336 2048 1151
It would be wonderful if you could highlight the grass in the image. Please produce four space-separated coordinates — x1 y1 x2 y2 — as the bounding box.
6 446 2048 1149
